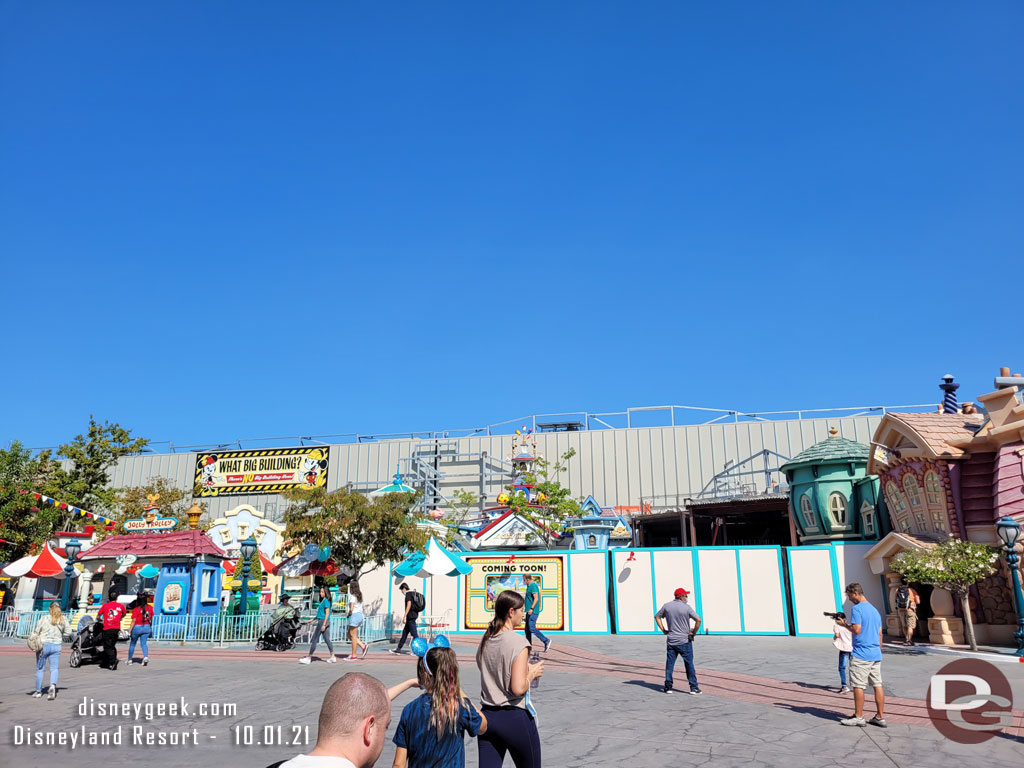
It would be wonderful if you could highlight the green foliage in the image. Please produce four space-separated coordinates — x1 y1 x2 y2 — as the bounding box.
504 449 583 545
891 537 1000 650
890 538 999 597
57 416 149 511
443 489 481 546
0 443 67 560
0 418 149 557
280 486 428 579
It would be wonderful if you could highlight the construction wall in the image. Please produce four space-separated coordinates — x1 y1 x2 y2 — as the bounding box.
357 543 886 639
612 547 789 635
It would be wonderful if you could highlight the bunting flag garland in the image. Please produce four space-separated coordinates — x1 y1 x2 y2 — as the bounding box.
2 485 115 527
31 493 115 526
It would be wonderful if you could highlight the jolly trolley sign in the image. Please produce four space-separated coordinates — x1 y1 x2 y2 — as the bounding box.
195 447 329 497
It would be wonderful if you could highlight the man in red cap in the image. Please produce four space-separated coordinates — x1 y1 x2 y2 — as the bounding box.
654 587 702 695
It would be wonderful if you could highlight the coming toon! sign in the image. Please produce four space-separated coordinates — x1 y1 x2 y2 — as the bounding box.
194 447 329 497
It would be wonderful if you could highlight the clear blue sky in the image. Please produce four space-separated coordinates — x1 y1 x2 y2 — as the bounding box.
2 2 1021 449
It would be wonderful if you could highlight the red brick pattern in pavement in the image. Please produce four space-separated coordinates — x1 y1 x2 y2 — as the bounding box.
3 638 1021 738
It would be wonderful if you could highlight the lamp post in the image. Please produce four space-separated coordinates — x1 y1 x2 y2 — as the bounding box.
995 516 1024 657
237 537 258 617
60 538 82 612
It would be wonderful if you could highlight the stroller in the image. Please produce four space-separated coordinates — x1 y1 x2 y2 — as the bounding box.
68 615 105 668
256 612 302 652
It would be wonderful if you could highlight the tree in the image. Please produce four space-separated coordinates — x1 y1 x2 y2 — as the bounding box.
57 416 149 511
443 489 483 547
503 448 583 547
0 443 67 560
98 478 203 541
280 486 428 579
890 537 1000 651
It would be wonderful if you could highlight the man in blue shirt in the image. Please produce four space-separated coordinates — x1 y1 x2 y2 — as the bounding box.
523 574 551 653
836 582 885 728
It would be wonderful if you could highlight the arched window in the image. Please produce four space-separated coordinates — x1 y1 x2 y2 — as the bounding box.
924 471 942 506
902 474 922 509
828 493 848 526
587 534 597 547
884 481 907 513
799 494 818 530
860 502 876 537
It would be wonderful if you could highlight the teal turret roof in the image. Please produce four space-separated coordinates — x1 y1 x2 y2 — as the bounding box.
780 435 870 473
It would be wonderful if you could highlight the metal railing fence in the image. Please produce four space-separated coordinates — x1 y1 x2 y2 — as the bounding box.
9 609 390 646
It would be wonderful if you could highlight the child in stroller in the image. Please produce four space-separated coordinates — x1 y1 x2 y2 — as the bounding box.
257 595 302 652
69 615 105 668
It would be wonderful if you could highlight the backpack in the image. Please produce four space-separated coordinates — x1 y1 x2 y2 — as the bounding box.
410 591 426 613
895 585 910 610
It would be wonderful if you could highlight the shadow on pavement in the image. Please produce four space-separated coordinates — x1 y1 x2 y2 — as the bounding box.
774 703 845 722
623 679 666 693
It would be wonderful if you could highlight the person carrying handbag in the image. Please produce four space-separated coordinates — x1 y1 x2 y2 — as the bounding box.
29 603 71 700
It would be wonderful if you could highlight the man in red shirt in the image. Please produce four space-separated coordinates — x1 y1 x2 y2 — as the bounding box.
98 588 126 670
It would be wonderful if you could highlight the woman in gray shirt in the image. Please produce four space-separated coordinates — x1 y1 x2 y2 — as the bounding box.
475 590 544 768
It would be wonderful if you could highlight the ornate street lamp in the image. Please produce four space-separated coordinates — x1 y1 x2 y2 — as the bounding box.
995 516 1024 657
186 502 203 530
60 538 82 611
237 537 258 617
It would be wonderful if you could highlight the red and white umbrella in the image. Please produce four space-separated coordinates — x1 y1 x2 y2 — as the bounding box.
2 542 69 579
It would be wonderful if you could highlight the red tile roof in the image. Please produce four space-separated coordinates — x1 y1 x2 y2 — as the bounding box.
80 530 226 560
889 413 984 457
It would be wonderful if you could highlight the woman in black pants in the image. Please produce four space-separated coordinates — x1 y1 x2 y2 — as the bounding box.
476 590 545 768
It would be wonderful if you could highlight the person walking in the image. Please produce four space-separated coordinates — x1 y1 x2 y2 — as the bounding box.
392 646 486 768
346 581 369 661
894 578 921 645
390 583 423 655
476 590 544 768
522 575 551 654
30 603 71 699
837 583 886 728
128 592 153 666
654 587 703 695
832 617 852 693
299 585 337 665
98 588 126 671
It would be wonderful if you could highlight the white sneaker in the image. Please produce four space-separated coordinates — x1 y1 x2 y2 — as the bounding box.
48 685 56 701
32 690 42 698
299 657 312 665
326 656 337 664
543 640 552 653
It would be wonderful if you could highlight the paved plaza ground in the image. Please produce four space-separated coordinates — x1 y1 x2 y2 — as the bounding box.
1 634 1021 768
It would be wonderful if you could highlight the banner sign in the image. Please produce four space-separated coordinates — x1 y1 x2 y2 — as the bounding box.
194 447 329 497
463 555 564 631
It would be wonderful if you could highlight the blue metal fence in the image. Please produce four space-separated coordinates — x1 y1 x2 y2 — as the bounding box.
9 610 390 645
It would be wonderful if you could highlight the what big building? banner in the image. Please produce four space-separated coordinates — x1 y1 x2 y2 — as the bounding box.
194 447 329 497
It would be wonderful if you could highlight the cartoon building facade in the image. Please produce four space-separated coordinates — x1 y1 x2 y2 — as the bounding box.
864 371 1024 645
781 430 888 544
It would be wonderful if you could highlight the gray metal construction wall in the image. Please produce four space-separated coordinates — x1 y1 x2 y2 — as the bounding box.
106 415 882 523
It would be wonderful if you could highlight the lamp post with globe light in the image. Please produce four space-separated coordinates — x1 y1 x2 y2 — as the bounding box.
60 538 82 612
237 537 258 617
995 516 1024 656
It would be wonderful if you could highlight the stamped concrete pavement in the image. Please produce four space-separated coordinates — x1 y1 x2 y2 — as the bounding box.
0 634 1021 768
